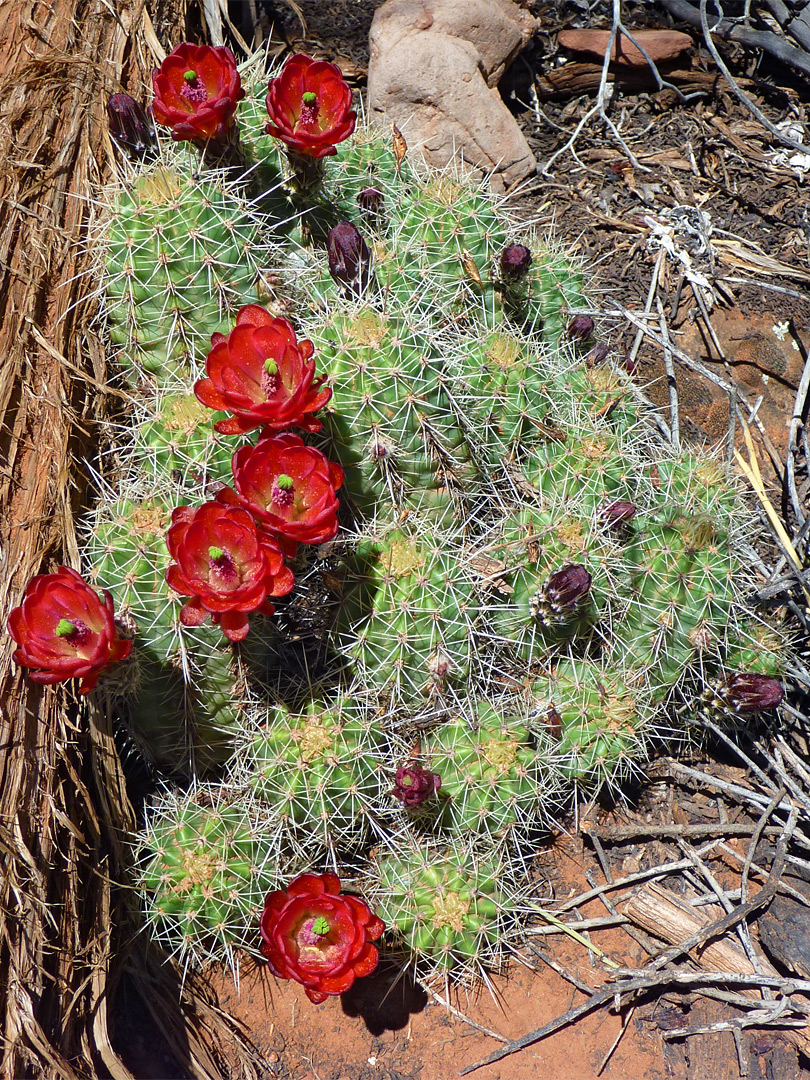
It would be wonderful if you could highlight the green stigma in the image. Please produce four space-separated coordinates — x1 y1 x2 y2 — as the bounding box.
55 619 76 638
401 774 414 786
264 359 279 376
276 474 294 491
183 70 197 83
301 91 317 106
311 915 330 936
208 546 225 561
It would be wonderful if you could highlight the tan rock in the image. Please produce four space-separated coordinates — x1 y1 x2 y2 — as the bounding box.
369 0 537 87
367 0 538 193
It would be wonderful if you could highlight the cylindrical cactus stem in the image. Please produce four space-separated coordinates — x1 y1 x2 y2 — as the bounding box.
232 693 389 853
308 308 473 522
83 495 247 775
532 659 653 790
370 835 515 984
102 158 271 384
335 526 478 705
481 503 628 668
135 784 288 966
419 701 558 843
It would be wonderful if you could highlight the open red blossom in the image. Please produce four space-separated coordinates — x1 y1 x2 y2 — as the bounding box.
260 872 384 1004
265 53 356 159
152 43 244 143
8 567 132 694
165 501 294 642
194 305 331 436
227 432 343 555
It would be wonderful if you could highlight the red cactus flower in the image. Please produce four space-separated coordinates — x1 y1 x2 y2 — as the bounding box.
152 43 244 143
194 305 331 436
165 501 294 642
7 566 132 694
260 872 384 1003
228 433 344 554
265 53 356 159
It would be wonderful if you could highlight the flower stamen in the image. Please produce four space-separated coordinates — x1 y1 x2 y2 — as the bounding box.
55 617 91 645
261 358 279 397
299 91 319 126
271 474 295 506
180 71 208 104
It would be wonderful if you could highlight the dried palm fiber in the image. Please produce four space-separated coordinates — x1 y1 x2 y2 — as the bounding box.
0 2 272 1078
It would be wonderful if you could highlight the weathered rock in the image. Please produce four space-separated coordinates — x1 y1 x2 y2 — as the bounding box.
368 0 538 193
370 0 536 86
557 28 693 67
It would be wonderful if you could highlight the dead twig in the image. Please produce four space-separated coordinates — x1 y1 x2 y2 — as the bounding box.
659 0 810 80
542 0 651 175
697 0 810 152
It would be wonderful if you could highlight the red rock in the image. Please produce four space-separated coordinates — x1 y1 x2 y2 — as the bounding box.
557 29 693 68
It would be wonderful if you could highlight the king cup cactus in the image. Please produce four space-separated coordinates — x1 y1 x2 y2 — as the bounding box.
16 45 786 985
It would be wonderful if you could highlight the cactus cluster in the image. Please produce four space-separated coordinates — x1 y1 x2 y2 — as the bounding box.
80 49 791 989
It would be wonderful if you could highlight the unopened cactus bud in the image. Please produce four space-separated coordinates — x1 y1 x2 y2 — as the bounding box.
600 499 636 532
567 314 595 341
392 763 441 807
107 93 154 158
687 623 714 652
357 186 384 214
529 563 592 626
500 244 532 281
427 646 455 689
327 221 373 298
708 672 784 716
585 341 609 366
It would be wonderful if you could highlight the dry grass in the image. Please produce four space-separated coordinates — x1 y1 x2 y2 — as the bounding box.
0 3 269 1076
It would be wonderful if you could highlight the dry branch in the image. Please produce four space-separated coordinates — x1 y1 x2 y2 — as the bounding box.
624 881 810 1056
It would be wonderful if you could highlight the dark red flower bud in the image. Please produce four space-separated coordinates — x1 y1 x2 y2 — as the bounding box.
530 563 592 626
107 93 154 158
356 186 384 214
567 315 595 341
600 500 636 532
391 763 441 808
710 672 784 716
585 341 610 366
500 244 532 281
327 222 373 299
